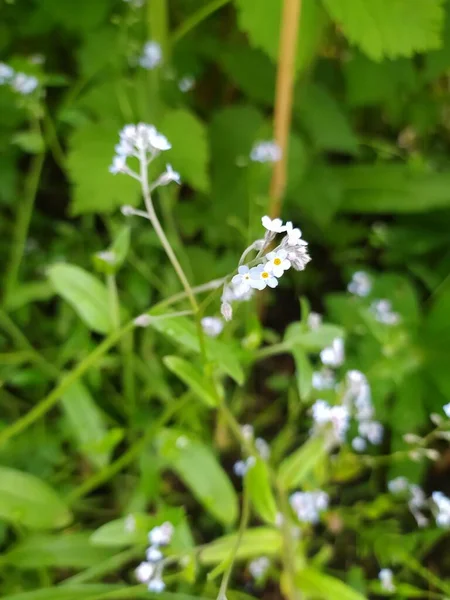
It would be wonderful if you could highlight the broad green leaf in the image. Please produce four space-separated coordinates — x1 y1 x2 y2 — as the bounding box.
93 226 131 275
297 568 367 600
200 527 282 564
67 119 139 214
246 459 277 524
291 347 313 400
278 436 327 490
3 532 114 568
221 46 276 105
161 109 209 192
296 84 358 153
39 0 110 31
12 131 44 153
91 514 156 547
61 381 111 470
47 263 113 334
285 322 344 352
334 164 450 213
148 314 244 384
322 0 445 61
0 467 72 529
163 355 218 408
157 430 238 525
1 585 121 600
235 0 327 74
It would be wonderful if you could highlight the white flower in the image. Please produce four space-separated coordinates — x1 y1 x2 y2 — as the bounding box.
158 163 181 185
124 514 136 532
139 41 162 70
148 522 174 546
307 312 322 330
241 424 254 441
231 265 253 293
286 245 311 271
312 369 335 390
379 569 395 593
220 301 233 321
12 73 38 94
255 437 271 460
388 477 409 494
358 420 383 445
148 577 165 593
249 557 270 579
0 62 14 84
320 338 345 368
348 271 372 297
284 221 307 247
290 490 329 524
134 314 152 327
109 155 127 174
147 127 171 151
261 215 286 233
233 460 247 477
352 436 366 452
443 402 450 418
146 546 163 562
201 316 223 337
265 249 291 278
178 75 195 92
249 265 278 290
250 140 282 163
432 491 450 527
370 299 400 325
311 400 349 445
135 561 155 583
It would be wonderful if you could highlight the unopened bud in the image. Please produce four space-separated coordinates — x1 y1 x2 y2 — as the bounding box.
424 449 440 461
221 302 233 322
403 433 422 444
409 450 423 462
134 314 152 327
431 413 443 426
121 205 135 216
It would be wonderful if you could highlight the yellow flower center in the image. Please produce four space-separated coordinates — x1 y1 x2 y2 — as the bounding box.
274 258 282 265
262 271 269 279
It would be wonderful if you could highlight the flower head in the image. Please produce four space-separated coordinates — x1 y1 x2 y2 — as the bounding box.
179 75 195 92
158 164 181 186
261 215 286 233
284 221 307 247
249 557 270 580
148 522 174 546
443 402 450 418
290 490 329 524
12 73 38 94
231 265 253 293
201 316 223 337
139 41 162 70
265 249 291 278
286 245 311 271
135 561 155 583
379 569 395 593
0 62 14 84
250 140 281 163
320 338 345 368
432 491 450 527
370 299 400 325
348 271 372 297
249 265 278 290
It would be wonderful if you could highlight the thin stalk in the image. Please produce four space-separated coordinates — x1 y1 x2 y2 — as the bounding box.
107 274 121 330
277 483 303 600
3 150 45 305
62 548 139 585
269 0 302 218
171 0 231 44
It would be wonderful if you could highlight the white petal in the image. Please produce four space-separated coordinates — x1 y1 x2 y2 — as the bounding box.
232 274 242 285
277 248 287 259
238 265 249 275
250 279 266 290
267 277 278 288
272 265 284 278
281 259 291 270
266 251 276 260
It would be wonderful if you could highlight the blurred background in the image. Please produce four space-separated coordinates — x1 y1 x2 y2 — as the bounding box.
2 0 450 597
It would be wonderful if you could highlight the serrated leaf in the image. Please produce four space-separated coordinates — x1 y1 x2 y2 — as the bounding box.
246 459 277 524
200 527 282 564
3 532 114 568
235 0 327 74
67 119 139 214
322 0 445 61
157 430 238 525
47 263 113 334
0 467 72 530
161 109 209 192
163 355 218 407
61 381 111 470
297 568 367 600
278 436 327 490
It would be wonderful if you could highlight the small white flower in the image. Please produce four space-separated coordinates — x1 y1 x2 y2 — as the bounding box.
135 561 155 583
146 546 163 562
388 477 409 494
250 140 282 163
379 568 395 593
255 437 271 460
220 301 233 321
249 265 278 290
249 557 270 579
109 155 128 174
261 215 286 233
233 460 247 477
348 271 372 297
201 316 223 337
265 249 291 278
312 369 335 390
178 75 195 92
352 436 366 452
148 522 174 546
284 221 307 247
139 41 162 70
148 577 165 593
231 265 253 292
443 403 450 418
370 299 400 325
12 73 38 94
241 424 254 441
158 163 181 185
124 514 136 533
290 490 329 524
307 312 322 330
0 62 14 84
432 491 450 527
358 420 383 445
134 314 152 327
311 400 349 445
286 245 311 271
320 338 345 368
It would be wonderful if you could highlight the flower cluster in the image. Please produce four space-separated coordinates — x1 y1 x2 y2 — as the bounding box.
139 41 162 70
135 522 174 592
370 299 400 325
0 62 38 95
379 568 396 593
178 75 195 93
320 337 345 368
432 491 450 527
221 216 310 320
248 556 270 580
388 477 429 527
311 400 350 448
290 490 329 524
250 140 282 163
348 271 372 297
201 316 223 338
344 370 383 451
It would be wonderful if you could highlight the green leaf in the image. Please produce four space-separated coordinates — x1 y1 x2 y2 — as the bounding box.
47 263 113 334
148 314 244 384
334 164 450 213
163 355 218 408
93 226 131 275
0 467 72 530
3 532 114 568
322 0 445 61
297 568 368 600
1 585 121 600
200 527 282 564
235 0 327 74
291 347 313 400
296 83 358 153
221 46 276 105
90 513 154 547
285 322 344 351
61 381 111 470
157 430 238 525
161 109 210 192
246 459 277 524
11 131 44 154
67 119 139 214
278 436 327 490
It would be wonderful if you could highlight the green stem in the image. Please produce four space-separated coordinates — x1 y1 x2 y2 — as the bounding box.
277 483 303 600
171 0 231 44
62 548 139 585
107 274 121 330
3 151 45 306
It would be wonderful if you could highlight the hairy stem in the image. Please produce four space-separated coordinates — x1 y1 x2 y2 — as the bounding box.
269 0 302 218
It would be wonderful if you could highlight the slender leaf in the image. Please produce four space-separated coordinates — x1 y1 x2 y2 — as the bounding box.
163 356 218 407
278 436 327 490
